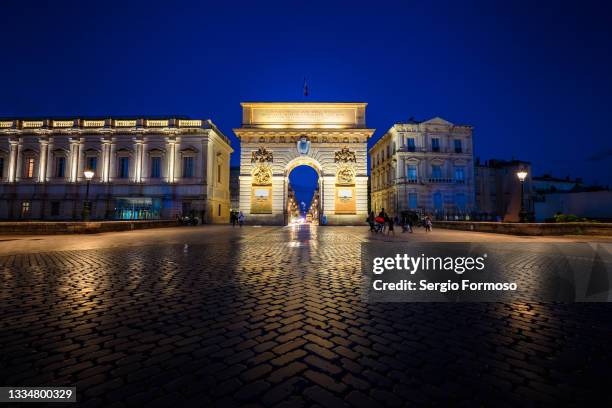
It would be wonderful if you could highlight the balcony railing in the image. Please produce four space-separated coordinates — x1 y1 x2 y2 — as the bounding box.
428 178 453 183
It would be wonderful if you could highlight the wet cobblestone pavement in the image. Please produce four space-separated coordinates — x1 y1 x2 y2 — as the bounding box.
0 225 610 407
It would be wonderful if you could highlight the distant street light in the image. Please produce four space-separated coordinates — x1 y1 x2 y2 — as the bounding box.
516 170 528 222
82 169 95 222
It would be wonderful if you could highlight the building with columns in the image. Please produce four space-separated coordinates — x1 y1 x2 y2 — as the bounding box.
0 118 233 223
370 117 475 218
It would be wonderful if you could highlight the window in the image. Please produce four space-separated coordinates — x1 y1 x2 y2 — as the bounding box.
454 167 465 182
433 192 443 210
21 201 30 217
0 157 4 179
408 192 418 209
407 138 416 152
217 164 221 183
86 157 97 173
432 164 442 179
56 157 66 178
407 164 417 180
182 202 191 215
454 139 462 153
150 157 161 178
25 157 35 178
218 204 221 216
455 193 467 210
51 201 60 216
431 138 440 152
183 157 194 178
118 157 129 179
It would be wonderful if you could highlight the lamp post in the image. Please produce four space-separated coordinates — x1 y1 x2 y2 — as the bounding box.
516 169 528 223
82 169 95 221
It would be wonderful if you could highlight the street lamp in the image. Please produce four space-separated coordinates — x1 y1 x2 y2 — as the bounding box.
82 169 95 221
516 169 528 223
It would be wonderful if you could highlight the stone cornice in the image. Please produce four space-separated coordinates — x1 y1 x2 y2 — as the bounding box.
234 128 374 143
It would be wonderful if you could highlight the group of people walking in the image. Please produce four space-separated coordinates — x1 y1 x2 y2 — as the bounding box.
230 211 245 227
366 208 433 236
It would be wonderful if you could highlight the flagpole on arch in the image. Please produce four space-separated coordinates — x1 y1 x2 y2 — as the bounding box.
303 77 309 97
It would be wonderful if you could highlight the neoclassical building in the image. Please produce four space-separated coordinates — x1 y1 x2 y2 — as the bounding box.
0 118 233 223
370 117 475 217
235 102 373 225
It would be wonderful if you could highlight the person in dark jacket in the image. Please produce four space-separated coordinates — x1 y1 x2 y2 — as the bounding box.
367 211 375 232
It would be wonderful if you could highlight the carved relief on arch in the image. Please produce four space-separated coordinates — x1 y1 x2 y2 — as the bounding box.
336 164 355 185
251 147 273 163
252 163 273 186
334 147 356 163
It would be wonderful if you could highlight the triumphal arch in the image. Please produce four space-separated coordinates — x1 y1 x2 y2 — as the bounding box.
234 102 374 225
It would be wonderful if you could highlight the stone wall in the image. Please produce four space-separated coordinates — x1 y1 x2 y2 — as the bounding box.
433 221 612 236
0 220 179 235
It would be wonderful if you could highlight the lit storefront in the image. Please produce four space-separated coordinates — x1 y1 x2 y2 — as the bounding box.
114 197 161 220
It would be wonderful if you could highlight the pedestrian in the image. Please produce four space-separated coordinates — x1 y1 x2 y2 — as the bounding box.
385 213 395 236
238 211 245 227
378 208 387 234
425 215 432 232
231 212 237 227
400 213 408 233
367 211 375 232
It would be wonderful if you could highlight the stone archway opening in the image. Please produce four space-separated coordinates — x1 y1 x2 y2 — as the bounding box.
286 164 320 225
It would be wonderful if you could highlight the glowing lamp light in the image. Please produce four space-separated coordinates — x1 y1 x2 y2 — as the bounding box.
516 170 528 182
84 170 95 180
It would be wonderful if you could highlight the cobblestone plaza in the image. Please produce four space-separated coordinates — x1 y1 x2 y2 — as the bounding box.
1 226 611 407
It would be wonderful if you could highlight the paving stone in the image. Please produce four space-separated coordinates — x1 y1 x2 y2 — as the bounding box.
303 370 347 393
0 226 609 406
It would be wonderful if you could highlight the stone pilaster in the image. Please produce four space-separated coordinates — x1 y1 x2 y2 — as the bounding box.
166 137 177 183
8 139 19 182
38 138 49 182
69 138 81 182
45 138 54 181
133 136 144 183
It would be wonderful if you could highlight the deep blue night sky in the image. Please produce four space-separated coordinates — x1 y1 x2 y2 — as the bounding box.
2 0 611 205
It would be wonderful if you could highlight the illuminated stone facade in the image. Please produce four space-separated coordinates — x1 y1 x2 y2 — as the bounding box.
370 117 475 218
0 118 233 223
235 102 373 225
